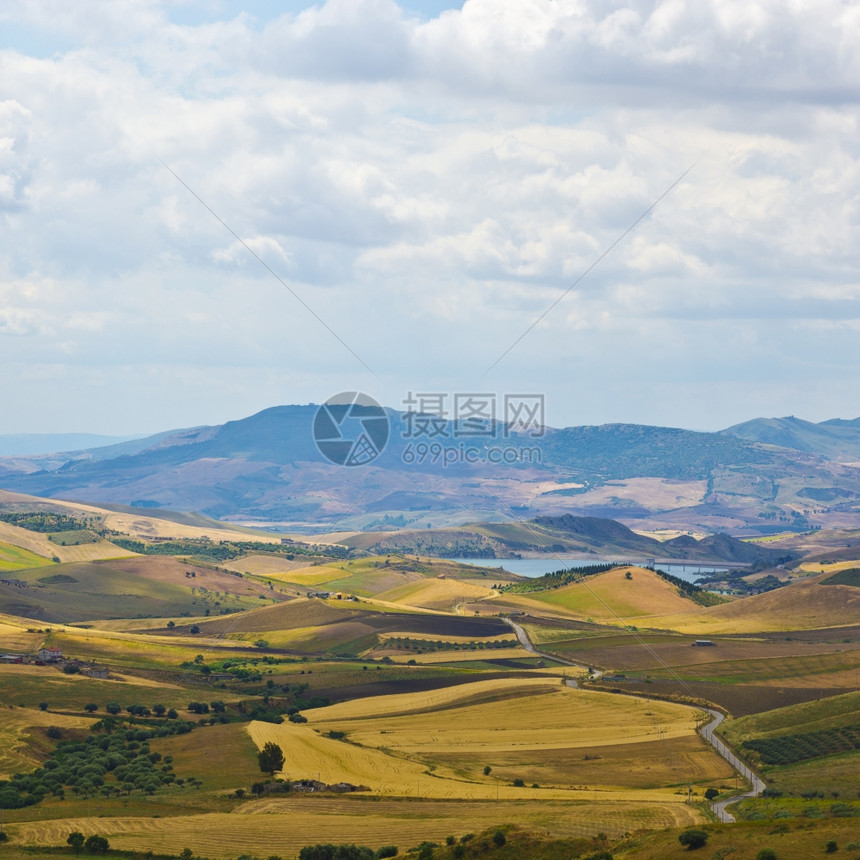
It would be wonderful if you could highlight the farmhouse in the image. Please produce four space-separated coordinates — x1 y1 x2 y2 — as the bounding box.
37 646 63 662
1 654 23 663
82 665 109 679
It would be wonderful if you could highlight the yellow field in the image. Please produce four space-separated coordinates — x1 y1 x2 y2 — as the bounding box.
644 573 860 633
496 567 697 624
247 678 727 800
0 616 43 652
376 577 494 612
11 796 703 859
0 489 283 545
222 555 315 577
0 706 91 777
0 522 131 564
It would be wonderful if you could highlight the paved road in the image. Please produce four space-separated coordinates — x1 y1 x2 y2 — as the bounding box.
503 618 763 821
699 707 765 822
501 617 599 687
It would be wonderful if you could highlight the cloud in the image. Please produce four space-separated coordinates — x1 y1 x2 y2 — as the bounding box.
0 0 859 435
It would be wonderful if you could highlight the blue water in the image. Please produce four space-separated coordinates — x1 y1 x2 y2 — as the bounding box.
447 557 727 584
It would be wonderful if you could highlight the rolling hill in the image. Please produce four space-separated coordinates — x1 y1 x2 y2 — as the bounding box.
348 514 794 564
2 406 860 535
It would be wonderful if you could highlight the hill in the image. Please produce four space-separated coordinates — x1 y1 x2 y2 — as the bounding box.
645 572 860 633
351 514 793 564
3 406 860 533
723 415 860 462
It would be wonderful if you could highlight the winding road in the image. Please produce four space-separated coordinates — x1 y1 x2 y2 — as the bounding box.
503 616 764 821
699 707 765 821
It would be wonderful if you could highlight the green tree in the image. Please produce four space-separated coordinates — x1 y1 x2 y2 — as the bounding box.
258 741 285 776
704 787 719 800
756 850 777 860
84 834 109 854
105 702 121 715
483 765 492 775
678 829 709 849
67 832 85 854
84 703 99 713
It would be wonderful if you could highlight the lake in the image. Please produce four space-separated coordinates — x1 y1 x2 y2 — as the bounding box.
446 557 728 584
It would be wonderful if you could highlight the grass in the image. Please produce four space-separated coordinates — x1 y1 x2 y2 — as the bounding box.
0 541 51 572
722 691 860 745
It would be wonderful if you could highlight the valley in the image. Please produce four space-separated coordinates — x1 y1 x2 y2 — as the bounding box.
0 481 856 859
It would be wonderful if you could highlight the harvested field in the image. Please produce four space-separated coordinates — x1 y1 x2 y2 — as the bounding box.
11 796 704 859
247 678 725 798
644 574 860 633
512 567 699 622
0 706 91 777
376 577 493 612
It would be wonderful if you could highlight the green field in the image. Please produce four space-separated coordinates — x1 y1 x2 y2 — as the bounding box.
0 541 51 572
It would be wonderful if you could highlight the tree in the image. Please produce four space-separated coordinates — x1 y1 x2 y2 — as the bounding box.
84 834 109 854
492 830 506 847
105 702 121 715
756 850 777 860
258 741 285 776
39 702 48 711
67 832 85 854
483 765 492 775
678 829 709 849
84 703 99 713
704 787 719 800
152 704 166 717
826 842 838 854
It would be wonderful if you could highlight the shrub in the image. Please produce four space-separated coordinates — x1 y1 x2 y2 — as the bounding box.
492 830 506 847
756 850 777 860
826 841 837 854
704 787 719 800
512 778 525 787
376 847 398 858
678 829 709 849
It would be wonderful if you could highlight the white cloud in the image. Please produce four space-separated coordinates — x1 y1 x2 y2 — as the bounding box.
0 0 859 434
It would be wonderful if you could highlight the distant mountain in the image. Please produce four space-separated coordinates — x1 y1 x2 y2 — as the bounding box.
347 513 793 564
0 433 146 457
1 405 859 533
722 416 860 462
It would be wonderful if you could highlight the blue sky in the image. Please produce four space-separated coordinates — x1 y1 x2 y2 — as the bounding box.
1 0 860 435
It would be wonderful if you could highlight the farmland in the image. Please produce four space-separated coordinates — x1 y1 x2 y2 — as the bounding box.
0 494 859 858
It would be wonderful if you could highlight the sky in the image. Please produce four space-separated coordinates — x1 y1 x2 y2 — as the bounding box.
1 0 860 436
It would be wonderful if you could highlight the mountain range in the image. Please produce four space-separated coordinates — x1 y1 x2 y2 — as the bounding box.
1 406 860 533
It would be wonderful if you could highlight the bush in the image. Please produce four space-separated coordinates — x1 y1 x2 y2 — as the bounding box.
678 829 709 849
492 830 506 847
756 850 777 860
826 842 837 854
704 787 719 800
512 778 525 787
376 847 398 858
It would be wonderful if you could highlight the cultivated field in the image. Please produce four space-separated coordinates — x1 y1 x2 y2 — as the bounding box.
248 678 731 797
10 796 704 859
0 705 91 777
